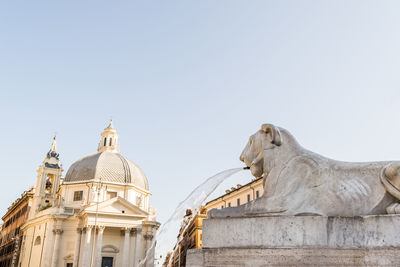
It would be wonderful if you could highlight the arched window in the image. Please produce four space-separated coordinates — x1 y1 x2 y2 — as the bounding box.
104 138 107 146
34 236 41 246
109 138 112 146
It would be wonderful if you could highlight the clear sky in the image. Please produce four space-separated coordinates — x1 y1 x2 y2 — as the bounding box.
1 0 400 228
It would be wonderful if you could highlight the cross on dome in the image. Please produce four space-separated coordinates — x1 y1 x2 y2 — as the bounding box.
106 119 115 130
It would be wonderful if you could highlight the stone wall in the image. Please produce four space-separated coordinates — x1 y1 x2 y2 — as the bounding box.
187 215 400 266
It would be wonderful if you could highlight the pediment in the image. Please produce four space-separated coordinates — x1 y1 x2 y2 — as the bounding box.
84 196 148 216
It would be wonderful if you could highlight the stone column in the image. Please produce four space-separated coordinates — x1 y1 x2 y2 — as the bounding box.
129 229 136 267
50 229 63 267
95 226 105 267
134 229 142 266
122 227 131 267
144 233 153 252
73 228 82 267
83 226 93 267
79 228 87 267
143 233 154 267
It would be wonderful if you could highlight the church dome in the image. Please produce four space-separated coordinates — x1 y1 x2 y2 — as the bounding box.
63 120 149 190
64 151 149 190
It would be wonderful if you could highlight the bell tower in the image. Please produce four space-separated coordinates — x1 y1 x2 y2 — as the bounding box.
33 136 63 212
98 119 120 153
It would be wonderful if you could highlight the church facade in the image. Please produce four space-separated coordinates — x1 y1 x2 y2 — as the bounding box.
18 121 159 267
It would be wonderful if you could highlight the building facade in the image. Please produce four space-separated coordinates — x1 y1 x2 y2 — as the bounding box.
0 189 33 267
205 177 263 210
167 177 264 267
167 208 207 267
17 121 159 267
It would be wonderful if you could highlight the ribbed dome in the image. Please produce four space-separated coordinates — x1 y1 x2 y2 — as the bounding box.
64 151 149 190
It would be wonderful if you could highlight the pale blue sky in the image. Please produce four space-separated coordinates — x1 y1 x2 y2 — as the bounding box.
1 1 400 227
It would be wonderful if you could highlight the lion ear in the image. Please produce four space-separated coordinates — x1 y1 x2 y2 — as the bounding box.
261 124 282 146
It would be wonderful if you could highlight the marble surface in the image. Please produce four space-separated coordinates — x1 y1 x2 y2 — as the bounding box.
209 124 400 218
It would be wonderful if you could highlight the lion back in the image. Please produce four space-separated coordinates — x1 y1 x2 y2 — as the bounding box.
381 162 400 201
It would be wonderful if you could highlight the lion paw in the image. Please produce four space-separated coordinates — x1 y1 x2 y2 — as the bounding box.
207 206 246 218
386 203 400 214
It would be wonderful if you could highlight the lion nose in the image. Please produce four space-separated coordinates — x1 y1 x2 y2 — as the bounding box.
240 155 244 162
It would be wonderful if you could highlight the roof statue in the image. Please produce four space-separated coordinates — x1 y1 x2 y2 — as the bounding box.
50 135 57 152
209 123 400 218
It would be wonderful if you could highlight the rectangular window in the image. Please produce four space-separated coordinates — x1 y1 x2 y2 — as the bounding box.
237 198 240 206
221 205 224 209
66 264 73 267
228 202 231 207
107 191 117 200
256 190 260 199
247 194 251 202
73 191 83 201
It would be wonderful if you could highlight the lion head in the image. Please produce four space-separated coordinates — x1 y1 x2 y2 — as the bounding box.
240 124 282 178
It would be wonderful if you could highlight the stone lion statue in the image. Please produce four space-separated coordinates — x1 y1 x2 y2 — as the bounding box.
209 124 400 218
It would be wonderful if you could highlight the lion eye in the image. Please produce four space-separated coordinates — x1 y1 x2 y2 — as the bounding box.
249 138 253 144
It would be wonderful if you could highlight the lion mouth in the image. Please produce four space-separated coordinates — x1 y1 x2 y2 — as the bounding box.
243 166 250 170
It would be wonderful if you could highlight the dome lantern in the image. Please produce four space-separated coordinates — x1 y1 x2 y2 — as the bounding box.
98 119 120 153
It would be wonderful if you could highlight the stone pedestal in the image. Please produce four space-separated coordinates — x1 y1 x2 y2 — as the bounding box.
187 215 400 266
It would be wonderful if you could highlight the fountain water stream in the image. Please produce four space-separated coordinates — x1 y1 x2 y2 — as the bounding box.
138 167 244 267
